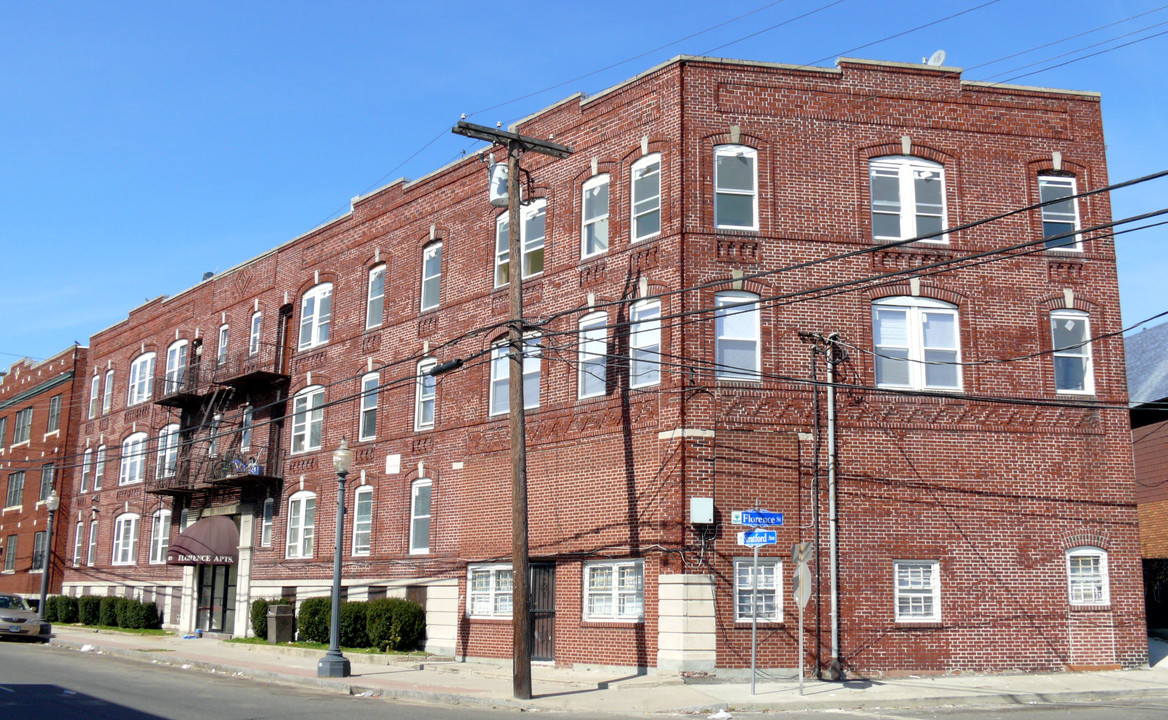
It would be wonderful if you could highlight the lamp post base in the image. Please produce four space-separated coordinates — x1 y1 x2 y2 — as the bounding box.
317 651 351 678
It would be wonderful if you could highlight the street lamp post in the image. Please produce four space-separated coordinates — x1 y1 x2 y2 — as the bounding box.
317 439 353 678
37 490 60 620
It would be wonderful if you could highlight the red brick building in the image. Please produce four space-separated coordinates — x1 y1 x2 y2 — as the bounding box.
1 346 86 601
60 55 1145 676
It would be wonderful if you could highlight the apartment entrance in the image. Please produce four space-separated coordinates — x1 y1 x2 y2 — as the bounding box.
196 563 237 633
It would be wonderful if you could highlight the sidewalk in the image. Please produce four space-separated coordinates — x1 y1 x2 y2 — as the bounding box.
46 627 1168 715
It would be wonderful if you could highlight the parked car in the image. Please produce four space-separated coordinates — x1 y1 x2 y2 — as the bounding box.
0 594 50 642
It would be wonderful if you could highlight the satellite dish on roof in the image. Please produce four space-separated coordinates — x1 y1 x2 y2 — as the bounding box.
926 49 946 67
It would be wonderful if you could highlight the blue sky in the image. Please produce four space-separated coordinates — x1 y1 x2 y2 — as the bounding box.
4 0 1167 362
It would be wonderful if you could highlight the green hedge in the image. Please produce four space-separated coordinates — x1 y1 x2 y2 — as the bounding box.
297 596 331 644
366 597 425 651
339 601 369 649
78 595 101 625
42 596 58 622
250 597 294 639
56 595 79 623
98 597 119 626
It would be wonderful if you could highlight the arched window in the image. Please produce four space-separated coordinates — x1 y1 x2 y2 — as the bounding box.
1039 175 1081 250
630 300 662 388
285 490 317 559
578 312 608 398
156 424 180 478
410 479 432 555
352 486 373 556
415 359 437 430
164 340 188 393
631 153 662 242
298 283 333 350
872 296 961 390
127 353 155 405
359 373 378 441
366 265 385 329
1066 546 1109 605
119 432 148 485
714 291 761 381
870 156 946 242
420 244 442 311
489 335 541 416
149 509 171 564
290 386 324 454
112 513 140 565
581 174 610 258
494 199 546 286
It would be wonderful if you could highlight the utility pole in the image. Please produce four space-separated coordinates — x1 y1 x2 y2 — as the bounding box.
451 120 571 699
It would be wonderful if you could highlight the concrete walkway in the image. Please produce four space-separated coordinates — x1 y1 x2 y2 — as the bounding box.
45 627 1168 715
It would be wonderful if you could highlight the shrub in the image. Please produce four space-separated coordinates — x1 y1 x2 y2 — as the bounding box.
98 596 119 627
78 595 101 625
138 601 161 629
56 595 79 624
366 597 425 651
297 596 331 644
114 597 137 628
43 596 58 623
339 601 370 648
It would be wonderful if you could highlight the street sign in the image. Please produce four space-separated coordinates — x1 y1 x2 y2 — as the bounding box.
737 529 777 547
793 563 812 609
792 541 815 564
732 510 784 527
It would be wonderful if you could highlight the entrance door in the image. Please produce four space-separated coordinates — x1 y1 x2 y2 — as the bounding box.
196 564 237 633
530 564 555 662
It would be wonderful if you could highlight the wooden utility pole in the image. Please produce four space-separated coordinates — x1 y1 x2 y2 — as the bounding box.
451 121 571 700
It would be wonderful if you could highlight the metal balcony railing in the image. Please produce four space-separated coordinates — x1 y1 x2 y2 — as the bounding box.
153 365 206 408
210 344 289 387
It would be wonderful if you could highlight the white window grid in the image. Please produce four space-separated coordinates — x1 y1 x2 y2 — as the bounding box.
87 522 98 566
149 510 171 564
410 479 432 555
714 145 758 230
89 374 101 419
1039 175 1081 251
584 559 644 621
631 153 662 242
714 292 761 381
291 387 324 454
80 450 92 493
1050 310 1094 395
578 312 608 398
102 369 114 413
73 522 84 568
1066 547 1109 605
420 244 442 311
870 156 947 243
494 199 546 287
249 312 263 355
112 513 140 566
872 297 962 391
217 325 229 366
127 353 155 406
367 265 386 329
47 395 62 433
415 359 437 430
93 445 106 490
581 174 610 258
285 491 316 559
894 560 941 622
468 564 513 618
119 432 147 485
164 340 188 393
488 335 541 416
359 373 378 441
298 283 333 350
260 498 274 547
156 424 179 478
352 486 373 556
630 300 662 388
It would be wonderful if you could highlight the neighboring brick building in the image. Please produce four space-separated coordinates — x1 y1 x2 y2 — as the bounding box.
59 55 1145 676
0 346 87 601
1125 321 1168 627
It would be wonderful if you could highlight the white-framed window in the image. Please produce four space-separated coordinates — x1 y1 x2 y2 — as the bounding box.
179 507 189 531
584 559 644 621
4 471 23 508
714 145 758 230
0 416 5 446
149 509 171 564
352 485 373 556
39 463 54 502
367 265 385 329
13 408 32 445
87 522 98 566
494 198 546 287
285 490 316 559
870 156 946 243
249 311 263 356
410 479 432 555
89 374 101 419
31 531 47 572
581 173 610 258
872 297 961 390
127 352 155 406
102 369 114 413
119 432 147 485
156 424 179 478
298 283 333 350
80 449 92 493
240 406 253 450
1051 310 1094 394
2 535 14 572
631 153 662 242
415 359 437 431
47 395 62 433
217 325 229 366
290 386 324 454
578 312 608 398
488 335 542 416
112 513 140 566
420 244 442 311
93 445 106 490
73 522 84 568
467 564 513 618
630 300 662 388
208 415 221 456
894 560 941 622
164 340 189 393
1066 546 1109 605
1039 175 1081 251
359 373 378 441
715 291 761 381
260 498 274 547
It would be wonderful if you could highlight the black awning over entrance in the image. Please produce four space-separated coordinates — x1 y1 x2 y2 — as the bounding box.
166 515 239 565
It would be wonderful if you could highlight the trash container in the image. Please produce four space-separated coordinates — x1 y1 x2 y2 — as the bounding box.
267 604 294 644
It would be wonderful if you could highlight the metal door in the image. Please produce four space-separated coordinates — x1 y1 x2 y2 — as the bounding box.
530 564 555 662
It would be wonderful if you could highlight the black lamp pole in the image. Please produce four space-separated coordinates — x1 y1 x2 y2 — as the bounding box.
317 439 352 678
